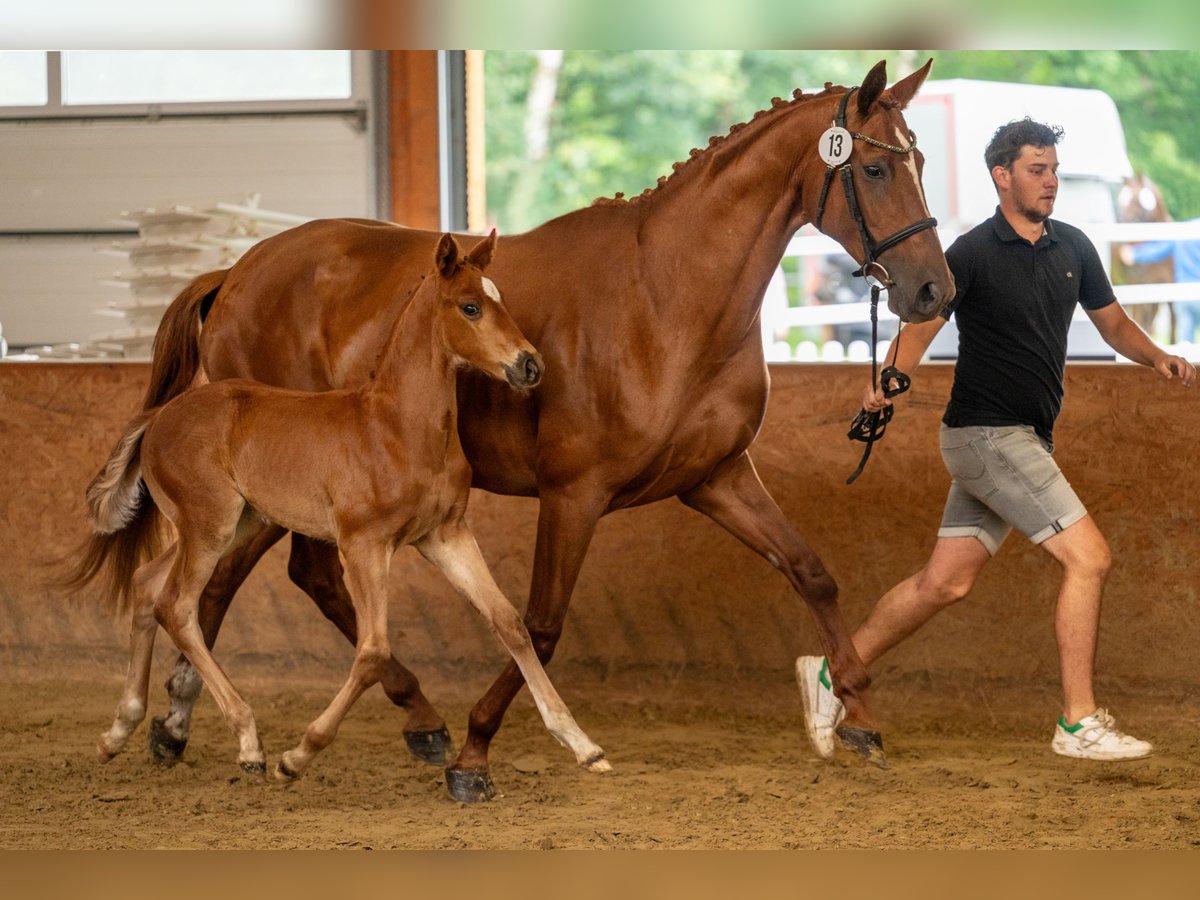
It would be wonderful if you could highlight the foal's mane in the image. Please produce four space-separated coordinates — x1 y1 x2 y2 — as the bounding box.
590 81 908 208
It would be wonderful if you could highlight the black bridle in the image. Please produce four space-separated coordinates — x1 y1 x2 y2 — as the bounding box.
813 86 938 485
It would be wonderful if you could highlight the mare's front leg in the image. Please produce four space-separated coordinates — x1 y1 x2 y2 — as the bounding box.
443 488 608 803
151 522 286 765
98 546 177 761
680 450 883 766
417 519 609 798
275 537 393 783
287 535 452 765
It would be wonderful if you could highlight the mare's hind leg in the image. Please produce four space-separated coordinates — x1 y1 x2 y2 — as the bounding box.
275 538 393 782
288 535 452 765
151 522 286 765
680 451 883 766
98 546 176 760
418 519 609 800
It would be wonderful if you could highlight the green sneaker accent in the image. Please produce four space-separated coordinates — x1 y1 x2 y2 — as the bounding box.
1058 714 1084 733
819 658 832 690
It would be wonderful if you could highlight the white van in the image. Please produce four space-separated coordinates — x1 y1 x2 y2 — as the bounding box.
903 79 1135 359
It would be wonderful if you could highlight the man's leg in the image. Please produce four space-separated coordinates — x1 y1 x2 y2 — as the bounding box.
853 535 993 667
797 535 991 758
1038 514 1110 724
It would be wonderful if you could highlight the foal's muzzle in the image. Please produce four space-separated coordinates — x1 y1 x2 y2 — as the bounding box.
503 350 543 390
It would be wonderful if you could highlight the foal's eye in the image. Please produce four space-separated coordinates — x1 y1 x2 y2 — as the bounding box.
460 303 482 319
863 164 885 179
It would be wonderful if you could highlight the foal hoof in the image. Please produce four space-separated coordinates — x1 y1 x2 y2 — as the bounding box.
445 767 496 804
274 759 301 784
404 726 455 766
148 717 187 765
582 752 612 774
96 738 119 763
836 724 887 769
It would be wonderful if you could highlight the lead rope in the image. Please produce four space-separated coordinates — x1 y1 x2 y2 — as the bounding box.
845 286 910 484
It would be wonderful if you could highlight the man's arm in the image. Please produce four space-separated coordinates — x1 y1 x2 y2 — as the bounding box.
1087 301 1196 387
862 314 949 411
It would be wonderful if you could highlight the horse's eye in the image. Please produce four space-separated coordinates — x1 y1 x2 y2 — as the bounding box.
461 303 481 319
864 165 885 179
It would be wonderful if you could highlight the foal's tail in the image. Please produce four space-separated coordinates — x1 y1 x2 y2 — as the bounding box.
58 410 166 616
142 268 227 410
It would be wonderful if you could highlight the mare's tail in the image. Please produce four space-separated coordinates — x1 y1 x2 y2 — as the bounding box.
142 268 227 410
58 411 166 616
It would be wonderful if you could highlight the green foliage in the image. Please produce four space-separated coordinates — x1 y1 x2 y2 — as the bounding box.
482 50 1200 232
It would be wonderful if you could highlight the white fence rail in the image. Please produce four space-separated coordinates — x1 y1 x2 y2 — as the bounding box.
764 220 1200 363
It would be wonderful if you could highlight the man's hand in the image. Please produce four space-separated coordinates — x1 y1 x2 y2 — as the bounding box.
861 383 891 412
1155 354 1197 387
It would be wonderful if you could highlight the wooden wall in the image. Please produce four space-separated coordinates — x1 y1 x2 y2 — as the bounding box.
2 361 1196 705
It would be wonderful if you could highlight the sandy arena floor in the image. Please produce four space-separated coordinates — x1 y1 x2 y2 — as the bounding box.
2 669 1197 850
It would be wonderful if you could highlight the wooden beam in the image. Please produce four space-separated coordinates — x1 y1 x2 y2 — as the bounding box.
387 50 441 229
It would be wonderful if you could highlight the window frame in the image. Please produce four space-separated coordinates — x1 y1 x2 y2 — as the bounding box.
0 50 369 120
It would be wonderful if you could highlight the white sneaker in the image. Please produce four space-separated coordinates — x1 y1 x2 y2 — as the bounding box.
1051 708 1153 761
796 656 845 760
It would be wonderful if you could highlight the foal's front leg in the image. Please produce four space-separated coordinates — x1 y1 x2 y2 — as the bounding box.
417 522 610 778
275 538 393 783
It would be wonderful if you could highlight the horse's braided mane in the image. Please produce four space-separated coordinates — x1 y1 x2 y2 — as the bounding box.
590 80 900 208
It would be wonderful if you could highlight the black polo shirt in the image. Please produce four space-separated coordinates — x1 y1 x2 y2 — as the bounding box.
940 207 1116 444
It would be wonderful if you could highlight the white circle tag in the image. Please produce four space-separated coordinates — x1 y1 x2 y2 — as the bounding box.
818 126 853 166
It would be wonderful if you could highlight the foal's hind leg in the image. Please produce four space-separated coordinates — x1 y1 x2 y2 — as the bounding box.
680 451 883 766
275 538 393 782
156 514 268 775
287 534 452 765
151 522 286 765
418 521 609 794
98 547 176 761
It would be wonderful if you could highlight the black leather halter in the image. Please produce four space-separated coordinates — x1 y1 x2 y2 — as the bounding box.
812 86 939 484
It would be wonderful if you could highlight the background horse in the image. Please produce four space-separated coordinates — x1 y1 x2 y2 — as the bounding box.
106 60 953 801
1114 172 1174 335
71 234 609 790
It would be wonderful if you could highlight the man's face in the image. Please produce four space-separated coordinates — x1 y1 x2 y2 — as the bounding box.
994 144 1059 224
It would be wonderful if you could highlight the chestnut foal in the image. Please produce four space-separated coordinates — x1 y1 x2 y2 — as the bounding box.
83 232 609 783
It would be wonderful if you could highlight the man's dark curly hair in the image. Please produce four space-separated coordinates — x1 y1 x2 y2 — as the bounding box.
984 118 1065 171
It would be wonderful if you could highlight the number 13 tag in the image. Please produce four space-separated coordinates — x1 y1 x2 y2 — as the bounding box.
818 126 853 166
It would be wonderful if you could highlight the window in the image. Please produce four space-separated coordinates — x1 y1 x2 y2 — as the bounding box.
1 50 356 116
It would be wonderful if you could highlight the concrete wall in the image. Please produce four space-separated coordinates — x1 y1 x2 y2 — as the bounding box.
2 361 1196 700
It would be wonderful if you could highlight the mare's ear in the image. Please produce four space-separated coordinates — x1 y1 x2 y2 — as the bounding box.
888 58 933 110
466 228 498 270
435 233 461 279
856 60 889 118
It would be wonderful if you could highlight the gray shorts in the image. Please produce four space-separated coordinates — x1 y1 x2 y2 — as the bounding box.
938 424 1087 555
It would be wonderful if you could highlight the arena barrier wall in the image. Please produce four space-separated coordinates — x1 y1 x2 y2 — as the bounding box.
2 362 1196 707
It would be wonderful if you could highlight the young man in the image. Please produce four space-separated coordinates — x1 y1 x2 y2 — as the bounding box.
798 119 1196 762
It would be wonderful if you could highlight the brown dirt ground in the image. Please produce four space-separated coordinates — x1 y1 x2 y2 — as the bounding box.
2 667 1198 850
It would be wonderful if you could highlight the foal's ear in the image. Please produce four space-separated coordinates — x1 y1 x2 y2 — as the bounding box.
856 60 889 118
888 58 933 110
435 233 462 279
466 228 498 271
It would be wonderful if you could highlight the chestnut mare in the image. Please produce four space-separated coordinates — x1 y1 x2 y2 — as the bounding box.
116 60 953 801
74 233 610 785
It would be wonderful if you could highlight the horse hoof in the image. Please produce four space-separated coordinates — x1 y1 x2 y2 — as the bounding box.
239 759 267 777
148 717 187 765
404 725 455 766
274 759 301 784
96 738 119 762
836 725 887 768
582 751 612 774
445 767 496 803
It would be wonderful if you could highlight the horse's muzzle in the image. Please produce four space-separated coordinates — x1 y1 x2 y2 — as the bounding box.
503 350 543 390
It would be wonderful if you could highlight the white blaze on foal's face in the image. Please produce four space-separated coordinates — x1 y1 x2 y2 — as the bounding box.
481 276 501 304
